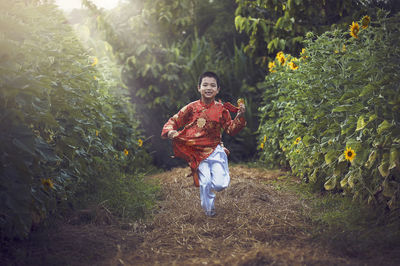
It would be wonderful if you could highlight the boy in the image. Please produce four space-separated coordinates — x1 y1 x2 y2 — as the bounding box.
161 71 246 216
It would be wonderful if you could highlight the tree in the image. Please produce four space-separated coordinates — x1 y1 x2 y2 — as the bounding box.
79 0 265 168
234 0 399 65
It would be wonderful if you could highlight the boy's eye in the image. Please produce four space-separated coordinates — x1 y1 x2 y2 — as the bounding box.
202 83 216 87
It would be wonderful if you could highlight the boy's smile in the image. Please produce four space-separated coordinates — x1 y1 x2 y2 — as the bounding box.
198 76 220 104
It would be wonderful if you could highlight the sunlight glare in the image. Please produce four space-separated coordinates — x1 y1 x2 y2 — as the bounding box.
55 0 121 11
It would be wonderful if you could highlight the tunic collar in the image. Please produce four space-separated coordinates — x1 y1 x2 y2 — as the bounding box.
199 99 215 108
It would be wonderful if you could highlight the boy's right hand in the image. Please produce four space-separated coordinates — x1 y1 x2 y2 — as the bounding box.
167 130 179 140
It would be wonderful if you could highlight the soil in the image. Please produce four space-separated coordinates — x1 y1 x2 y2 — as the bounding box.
2 165 400 265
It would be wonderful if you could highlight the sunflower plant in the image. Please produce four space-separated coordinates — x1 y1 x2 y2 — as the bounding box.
258 11 400 212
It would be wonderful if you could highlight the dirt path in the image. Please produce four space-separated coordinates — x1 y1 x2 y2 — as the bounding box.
4 165 399 265
116 166 363 265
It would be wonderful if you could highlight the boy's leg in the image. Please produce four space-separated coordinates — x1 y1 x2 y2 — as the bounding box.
198 145 230 216
210 159 230 192
198 160 215 215
210 145 230 192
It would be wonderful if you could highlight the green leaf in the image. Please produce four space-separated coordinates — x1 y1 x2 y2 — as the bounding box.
340 176 348 188
389 147 399 170
378 153 390 177
382 179 397 198
377 120 392 134
310 168 318 183
360 84 375 97
324 150 338 164
324 176 337 190
368 114 377 122
364 150 377 169
356 116 366 131
302 135 312 147
333 161 347 176
347 173 355 188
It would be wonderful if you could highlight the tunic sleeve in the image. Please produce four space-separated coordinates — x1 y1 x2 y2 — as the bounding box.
161 103 193 138
221 108 246 136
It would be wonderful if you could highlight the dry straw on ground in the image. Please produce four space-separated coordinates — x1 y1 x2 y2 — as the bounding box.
122 165 353 265
5 165 398 265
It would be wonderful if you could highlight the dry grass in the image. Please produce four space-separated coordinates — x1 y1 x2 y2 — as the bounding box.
3 165 399 265
121 165 357 265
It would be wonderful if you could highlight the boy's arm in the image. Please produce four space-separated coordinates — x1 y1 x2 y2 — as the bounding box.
161 104 193 139
221 104 246 136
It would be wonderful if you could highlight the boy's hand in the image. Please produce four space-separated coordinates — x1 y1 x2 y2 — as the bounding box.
167 130 179 139
237 103 246 118
223 147 230 156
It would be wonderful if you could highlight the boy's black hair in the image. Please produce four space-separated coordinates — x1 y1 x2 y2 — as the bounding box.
198 71 220 88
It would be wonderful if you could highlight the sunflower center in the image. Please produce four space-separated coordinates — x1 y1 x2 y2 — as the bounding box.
347 151 352 157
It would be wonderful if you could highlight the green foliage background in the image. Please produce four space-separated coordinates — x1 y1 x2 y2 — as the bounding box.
234 0 400 65
79 0 266 168
257 11 400 212
0 1 157 239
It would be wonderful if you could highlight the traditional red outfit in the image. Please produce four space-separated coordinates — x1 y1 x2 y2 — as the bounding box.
161 100 246 186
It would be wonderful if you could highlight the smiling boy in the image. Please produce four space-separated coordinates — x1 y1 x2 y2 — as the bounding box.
161 71 246 216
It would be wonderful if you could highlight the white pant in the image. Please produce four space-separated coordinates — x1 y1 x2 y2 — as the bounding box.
198 145 230 213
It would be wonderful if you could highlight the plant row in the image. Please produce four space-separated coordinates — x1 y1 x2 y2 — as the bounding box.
0 1 157 239
258 12 400 211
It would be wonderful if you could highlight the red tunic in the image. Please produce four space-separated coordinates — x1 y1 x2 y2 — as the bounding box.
161 100 246 174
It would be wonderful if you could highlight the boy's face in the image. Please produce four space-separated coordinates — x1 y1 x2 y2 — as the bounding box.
198 76 220 102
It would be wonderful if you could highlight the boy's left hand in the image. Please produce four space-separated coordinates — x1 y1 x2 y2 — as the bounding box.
237 103 246 118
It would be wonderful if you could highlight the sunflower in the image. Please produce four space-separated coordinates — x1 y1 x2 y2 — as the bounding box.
288 60 299 70
349 22 360 38
41 178 54 190
91 57 98 66
263 135 267 143
268 61 276 72
344 147 356 162
260 142 264 150
124 148 129 156
96 130 99 137
278 54 286 65
300 48 307 60
275 51 286 66
294 137 301 145
361 15 370 29
138 139 143 147
276 51 284 59
237 98 245 106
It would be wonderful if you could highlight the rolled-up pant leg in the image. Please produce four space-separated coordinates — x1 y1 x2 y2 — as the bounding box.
198 145 230 213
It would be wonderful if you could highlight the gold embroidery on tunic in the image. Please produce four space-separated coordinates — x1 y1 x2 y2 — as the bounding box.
187 139 196 146
197 117 206 128
202 147 213 154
